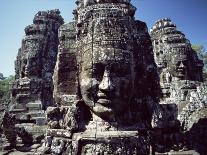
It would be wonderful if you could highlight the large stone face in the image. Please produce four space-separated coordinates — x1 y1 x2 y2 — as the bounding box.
1 2 207 155
151 18 203 83
76 0 159 124
150 18 204 102
44 1 160 154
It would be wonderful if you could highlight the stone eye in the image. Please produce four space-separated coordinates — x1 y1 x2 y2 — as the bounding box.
182 60 187 66
112 64 130 77
92 64 104 78
176 62 179 66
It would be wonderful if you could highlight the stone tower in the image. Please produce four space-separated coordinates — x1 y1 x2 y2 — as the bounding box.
44 0 160 154
1 2 207 155
150 18 207 154
12 10 64 121
151 18 203 82
150 18 204 101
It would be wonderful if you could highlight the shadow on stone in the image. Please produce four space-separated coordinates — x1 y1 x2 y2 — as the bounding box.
186 118 207 154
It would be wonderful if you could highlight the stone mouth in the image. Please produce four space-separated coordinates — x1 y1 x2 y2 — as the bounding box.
97 98 112 106
97 92 112 106
177 68 185 74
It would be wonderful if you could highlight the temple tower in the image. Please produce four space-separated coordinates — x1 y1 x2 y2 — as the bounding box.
12 9 63 124
44 1 159 154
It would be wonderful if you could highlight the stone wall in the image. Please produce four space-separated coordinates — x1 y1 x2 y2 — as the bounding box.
0 2 207 155
53 22 78 106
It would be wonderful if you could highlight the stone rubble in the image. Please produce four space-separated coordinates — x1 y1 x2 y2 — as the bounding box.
0 1 206 155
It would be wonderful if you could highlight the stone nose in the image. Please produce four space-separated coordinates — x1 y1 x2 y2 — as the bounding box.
98 70 114 92
179 62 185 68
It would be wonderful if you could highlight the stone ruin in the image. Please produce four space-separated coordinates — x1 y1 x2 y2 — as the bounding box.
44 0 160 154
12 9 63 115
0 9 64 151
0 0 207 155
150 18 203 99
150 18 207 153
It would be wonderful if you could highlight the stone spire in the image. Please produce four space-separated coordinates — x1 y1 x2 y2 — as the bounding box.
151 18 203 82
12 9 64 116
44 1 159 154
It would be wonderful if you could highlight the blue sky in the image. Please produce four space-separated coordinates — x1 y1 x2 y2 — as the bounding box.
0 0 206 77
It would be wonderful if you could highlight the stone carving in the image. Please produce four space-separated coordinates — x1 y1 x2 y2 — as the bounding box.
4 9 64 151
81 0 132 8
46 106 78 131
0 111 17 150
1 2 207 155
151 18 203 83
0 111 33 150
151 18 204 101
43 1 159 154
12 9 64 113
151 18 207 154
53 22 78 106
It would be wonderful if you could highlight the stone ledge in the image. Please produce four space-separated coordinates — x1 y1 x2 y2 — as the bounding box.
155 150 200 155
47 129 72 138
73 131 140 140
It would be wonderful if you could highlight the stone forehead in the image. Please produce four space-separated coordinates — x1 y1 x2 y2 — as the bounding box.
81 47 132 63
172 54 188 60
171 49 188 57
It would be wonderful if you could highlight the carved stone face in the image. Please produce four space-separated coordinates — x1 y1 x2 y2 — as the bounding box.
79 48 135 121
22 40 41 78
25 57 40 77
171 54 189 79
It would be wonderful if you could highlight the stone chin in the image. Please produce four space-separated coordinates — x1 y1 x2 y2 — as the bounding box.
82 95 114 120
175 69 186 78
92 103 114 118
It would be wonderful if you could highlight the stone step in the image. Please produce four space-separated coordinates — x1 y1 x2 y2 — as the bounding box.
10 103 27 110
26 102 42 111
16 123 47 134
26 111 45 118
34 117 47 125
47 129 72 138
10 108 27 113
155 150 199 155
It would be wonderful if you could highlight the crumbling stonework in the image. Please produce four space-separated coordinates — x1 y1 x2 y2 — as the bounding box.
42 0 160 154
1 1 207 155
12 9 64 115
150 18 204 100
151 18 207 154
53 21 78 106
1 10 64 151
151 18 203 82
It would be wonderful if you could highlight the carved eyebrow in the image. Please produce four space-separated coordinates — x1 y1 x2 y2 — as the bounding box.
93 62 104 67
111 61 130 67
91 63 104 70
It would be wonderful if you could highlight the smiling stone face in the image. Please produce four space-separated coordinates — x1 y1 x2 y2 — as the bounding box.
170 54 189 80
74 0 159 126
79 48 135 122
21 39 42 78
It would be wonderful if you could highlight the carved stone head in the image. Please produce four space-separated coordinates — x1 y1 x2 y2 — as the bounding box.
170 52 189 80
75 2 157 125
79 47 135 122
21 38 42 78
